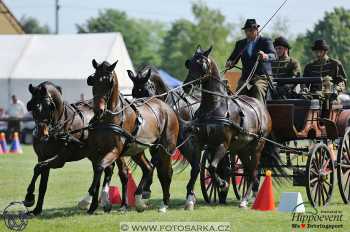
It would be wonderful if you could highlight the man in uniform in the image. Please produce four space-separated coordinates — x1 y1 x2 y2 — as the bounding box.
271 36 301 98
303 39 347 93
225 19 276 103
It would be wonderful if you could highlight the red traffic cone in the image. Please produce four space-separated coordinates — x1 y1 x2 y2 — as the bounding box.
0 132 8 153
127 170 137 207
252 170 275 211
9 132 22 154
109 186 122 205
172 149 183 161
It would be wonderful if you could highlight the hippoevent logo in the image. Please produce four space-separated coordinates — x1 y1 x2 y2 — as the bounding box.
2 202 29 231
291 204 343 230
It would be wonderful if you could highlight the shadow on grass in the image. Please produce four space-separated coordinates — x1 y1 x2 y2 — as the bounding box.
34 197 246 220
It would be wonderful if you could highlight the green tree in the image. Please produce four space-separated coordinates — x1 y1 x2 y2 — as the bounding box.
160 1 233 80
293 7 350 80
20 16 50 34
76 9 166 67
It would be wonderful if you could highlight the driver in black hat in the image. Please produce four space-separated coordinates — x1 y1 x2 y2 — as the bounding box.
225 19 276 103
303 39 347 93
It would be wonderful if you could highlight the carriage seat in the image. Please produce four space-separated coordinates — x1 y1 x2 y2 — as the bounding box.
267 99 320 131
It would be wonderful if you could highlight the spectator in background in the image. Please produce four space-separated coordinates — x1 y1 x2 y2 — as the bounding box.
0 108 8 133
6 95 26 136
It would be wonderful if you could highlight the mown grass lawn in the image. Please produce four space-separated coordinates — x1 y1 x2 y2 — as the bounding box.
0 145 349 232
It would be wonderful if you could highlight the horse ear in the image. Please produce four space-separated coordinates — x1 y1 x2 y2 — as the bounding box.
56 85 62 94
203 46 213 57
144 69 152 82
185 59 190 69
127 70 136 82
92 59 98 69
107 60 118 72
196 45 202 54
28 84 35 94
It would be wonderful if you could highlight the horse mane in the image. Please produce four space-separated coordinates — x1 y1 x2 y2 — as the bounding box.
39 81 63 94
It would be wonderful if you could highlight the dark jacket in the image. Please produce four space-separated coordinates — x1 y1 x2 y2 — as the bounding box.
227 36 276 80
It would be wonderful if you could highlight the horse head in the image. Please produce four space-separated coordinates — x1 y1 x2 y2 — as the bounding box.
27 82 64 141
87 59 118 116
128 68 153 98
183 45 214 94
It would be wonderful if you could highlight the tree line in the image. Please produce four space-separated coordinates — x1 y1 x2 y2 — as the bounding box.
21 2 350 83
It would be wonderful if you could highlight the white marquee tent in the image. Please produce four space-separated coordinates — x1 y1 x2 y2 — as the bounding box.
0 33 134 109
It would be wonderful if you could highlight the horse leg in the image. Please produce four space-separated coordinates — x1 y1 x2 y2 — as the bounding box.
100 162 115 213
30 169 50 216
87 164 103 214
209 144 229 191
132 152 153 212
23 165 41 208
138 153 154 200
151 147 173 213
116 158 128 211
184 144 201 210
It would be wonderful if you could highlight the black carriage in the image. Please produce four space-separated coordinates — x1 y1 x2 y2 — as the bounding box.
200 76 350 207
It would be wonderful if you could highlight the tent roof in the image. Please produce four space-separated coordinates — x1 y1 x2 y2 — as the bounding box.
0 33 134 89
158 69 182 87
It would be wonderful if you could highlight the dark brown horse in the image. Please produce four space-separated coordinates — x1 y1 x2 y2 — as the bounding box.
128 65 203 210
86 59 179 213
24 82 132 215
183 46 280 208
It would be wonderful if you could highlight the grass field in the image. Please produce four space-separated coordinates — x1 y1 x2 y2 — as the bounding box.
0 145 349 232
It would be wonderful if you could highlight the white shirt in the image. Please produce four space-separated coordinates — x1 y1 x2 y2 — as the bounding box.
7 101 26 118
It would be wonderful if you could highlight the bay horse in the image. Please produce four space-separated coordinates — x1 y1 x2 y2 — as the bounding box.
128 65 203 210
86 59 179 213
183 46 283 208
24 82 141 215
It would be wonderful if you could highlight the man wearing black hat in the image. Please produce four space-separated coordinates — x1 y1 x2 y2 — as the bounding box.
225 19 276 103
271 36 301 98
304 39 347 93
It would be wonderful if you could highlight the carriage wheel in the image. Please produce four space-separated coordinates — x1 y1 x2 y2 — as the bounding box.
337 127 350 204
306 143 335 207
231 155 248 200
200 151 229 204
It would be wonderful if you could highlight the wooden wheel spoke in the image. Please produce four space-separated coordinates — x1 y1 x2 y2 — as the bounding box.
323 179 332 187
206 179 213 191
312 158 320 170
213 185 217 202
209 182 214 200
344 172 350 193
320 184 327 205
345 138 350 159
313 183 319 204
310 177 318 185
310 168 319 177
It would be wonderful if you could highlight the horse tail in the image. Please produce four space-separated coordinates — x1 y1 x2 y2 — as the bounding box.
260 134 290 185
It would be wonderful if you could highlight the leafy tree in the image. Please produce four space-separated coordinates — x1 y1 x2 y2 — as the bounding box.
20 16 50 34
160 1 233 80
76 9 166 67
293 7 350 80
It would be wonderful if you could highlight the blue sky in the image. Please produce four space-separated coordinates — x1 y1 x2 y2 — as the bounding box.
4 0 350 36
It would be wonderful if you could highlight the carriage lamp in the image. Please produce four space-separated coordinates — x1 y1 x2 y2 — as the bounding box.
322 76 333 97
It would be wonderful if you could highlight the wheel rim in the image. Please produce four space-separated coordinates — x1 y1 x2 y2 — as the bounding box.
306 143 334 207
231 155 248 200
337 128 350 204
200 151 220 203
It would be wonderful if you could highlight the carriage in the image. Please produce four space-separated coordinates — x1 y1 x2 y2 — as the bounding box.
200 76 350 207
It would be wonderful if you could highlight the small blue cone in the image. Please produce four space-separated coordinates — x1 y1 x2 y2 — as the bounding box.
10 132 22 154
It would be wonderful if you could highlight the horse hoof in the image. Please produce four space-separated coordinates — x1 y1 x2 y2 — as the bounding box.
30 208 42 216
78 193 92 210
159 203 168 213
239 200 248 208
142 191 152 200
23 194 35 207
184 202 194 211
103 203 112 213
118 205 128 213
135 195 147 212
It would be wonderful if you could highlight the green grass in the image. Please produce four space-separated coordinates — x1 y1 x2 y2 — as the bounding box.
0 145 349 232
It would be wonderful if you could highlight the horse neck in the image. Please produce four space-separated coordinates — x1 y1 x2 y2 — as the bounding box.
108 72 120 111
201 63 225 107
48 87 65 122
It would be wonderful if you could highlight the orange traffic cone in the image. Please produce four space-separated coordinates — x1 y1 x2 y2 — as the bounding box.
0 142 3 154
0 132 8 153
252 170 275 211
127 170 137 207
109 186 122 205
9 132 22 154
